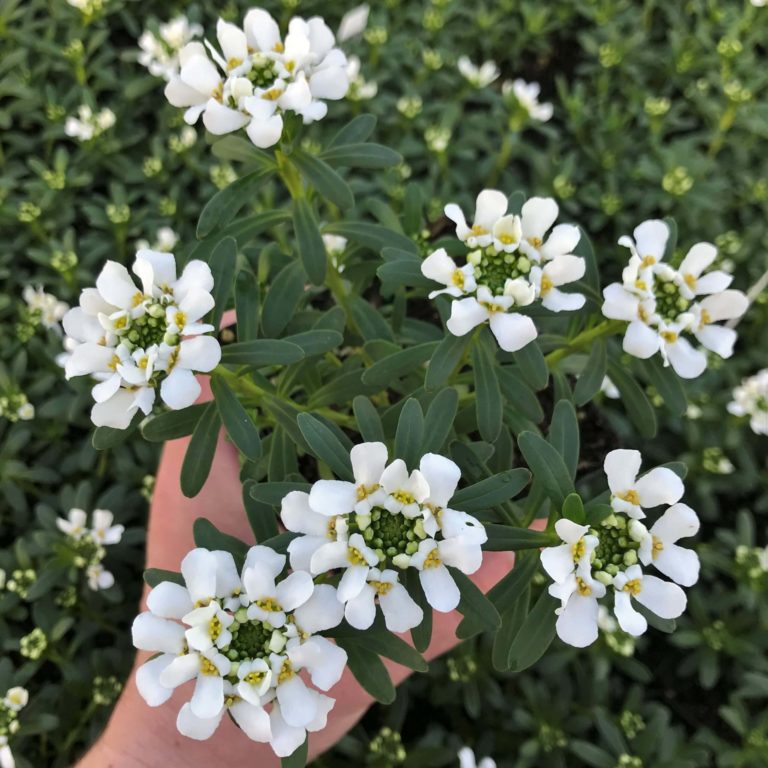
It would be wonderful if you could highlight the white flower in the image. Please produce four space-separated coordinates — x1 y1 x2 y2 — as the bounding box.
445 190 509 248
283 443 485 620
23 286 68 330
549 570 606 648
64 105 115 141
139 15 203 80
2 688 28 713
630 503 700 587
604 449 684 519
87 563 115 591
600 376 620 399
346 55 378 100
322 234 347 255
56 508 89 540
602 219 749 378
337 4 370 41
90 509 125 545
728 368 768 435
612 564 687 636
421 248 477 299
504 78 553 122
16 402 35 421
457 56 499 88
56 508 122 590
458 746 497 768
541 519 598 584
132 546 346 757
751 0 766 6
62 249 221 428
529 255 586 312
0 687 28 768
518 197 580 264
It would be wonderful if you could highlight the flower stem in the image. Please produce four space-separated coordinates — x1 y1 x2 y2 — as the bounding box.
544 319 624 367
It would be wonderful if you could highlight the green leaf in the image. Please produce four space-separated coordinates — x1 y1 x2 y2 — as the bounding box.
485 550 540 616
513 342 549 390
235 269 260 342
573 339 607 406
141 404 208 442
91 423 135 450
482 524 558 551
144 568 184 588
209 237 237 332
403 569 432 652
297 413 354 480
493 586 530 671
192 518 248 567
324 221 417 255
335 637 395 703
663 216 678 263
330 114 377 147
643 356 687 417
421 388 459 454
210 135 276 171
197 169 272 238
569 741 614 768
573 226 600 295
377 259 435 289
293 197 326 285
451 568 501 632
281 737 308 768
350 296 395 342
258 531 299 556
261 260 306 338
425 333 471 391
607 360 657 438
289 149 353 209
562 492 586 524
220 339 305 367
353 395 385 442
321 143 402 168
283 330 343 357
518 431 574 508
362 342 437 386
249 481 311 506
452 468 531 513
180 403 221 498
242 481 280 542
402 184 423 234
395 398 424 469
498 368 544 423
211 376 261 461
472 337 503 443
507 589 559 673
548 399 580 479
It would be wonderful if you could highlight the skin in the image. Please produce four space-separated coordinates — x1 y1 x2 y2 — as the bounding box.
78 377 532 768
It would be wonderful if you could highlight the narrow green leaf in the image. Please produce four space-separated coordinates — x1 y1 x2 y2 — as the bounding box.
562 493 586 524
353 395 385 442
569 741 614 768
321 143 402 168
330 114 377 147
395 398 424 469
235 269 260 342
293 198 326 285
573 339 607 406
549 399 580 480
508 589 559 673
180 403 221 498
242 481 280 542
297 413 354 480
290 149 353 209
451 568 501 632
141 404 207 442
482 524 558 551
472 338 503 443
350 296 394 341
377 259 435 289
249 481 311 506
513 342 549 390
261 260 306 338
518 431 574 508
404 569 432 652
309 368 379 408
573 225 600 295
402 184 422 235
607 360 658 438
335 638 395 703
221 339 304 367
144 568 184 588
208 237 237 332
452 468 531 513
493 586 530 671
498 368 544 423
92 423 135 450
283 330 342 357
425 333 471 391
197 170 272 238
211 376 261 460
362 342 437 386
192 518 248 567
258 531 298 556
210 135 276 171
642 356 687 416
324 221 417 255
421 387 459 454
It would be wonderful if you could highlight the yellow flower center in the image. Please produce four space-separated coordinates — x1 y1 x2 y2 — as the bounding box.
174 311 186 328
278 659 293 683
347 545 368 566
683 273 696 288
131 291 144 307
227 57 243 70
213 83 224 102
641 255 656 267
498 234 517 245
651 535 664 560
209 615 222 641
660 330 678 343
108 354 120 371
273 42 284 53
638 305 649 322
200 657 219 676
245 671 266 686
256 597 281 612
635 279 647 291
369 579 393 596
576 576 592 597
470 224 487 236
327 517 338 539
540 274 554 296
356 483 380 501
527 236 543 248
423 547 441 569
138 356 148 370
262 87 283 100
392 490 416 505
480 300 505 313
700 309 712 326
452 269 465 288
622 578 642 596
571 539 586 562
618 489 640 505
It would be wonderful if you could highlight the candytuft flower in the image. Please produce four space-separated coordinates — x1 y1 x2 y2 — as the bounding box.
0 686 29 768
423 191 584 352
164 10 349 148
457 56 499 88
138 15 203 80
133 546 346 757
281 442 486 625
458 746 497 768
64 105 115 142
728 369 768 435
503 78 553 122
23 286 68 331
62 249 221 429
602 219 749 378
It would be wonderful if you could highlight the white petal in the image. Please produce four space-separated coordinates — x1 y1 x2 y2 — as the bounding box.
275 570 315 611
632 219 669 262
269 705 307 758
474 189 508 232
556 593 599 648
310 67 349 100
542 287 585 312
635 467 684 508
177 336 221 372
281 491 328 536
420 564 460 612
446 297 488 336
419 453 461 508
91 390 138 429
613 591 647 636
421 248 459 286
246 112 284 148
287 535 326 572
665 337 706 379
344 584 377 629
444 202 469 241
541 545 576 584
489 311 538 352
244 8 281 52
131 612 185 654
521 197 558 240
293 583 345 633
175 259 214 296
244 544 286 575
160 368 202 411
695 324 737 358
165 75 207 107
337 564 369 603
180 54 221 96
310 541 348 574
380 583 424 632
202 99 250 135
679 242 716 278
135 655 174 706
96 261 140 309
652 503 699 542
540 223 580 260
159 653 201 688
652 544 700 587
694 271 732 295
147 581 193 619
277 676 317 728
604 449 641 494
309 479 357 516
635 575 687 619
288 636 347 691
439 537 483 574
181 548 217 603
623 321 660 359
602 283 640 321
230 700 272 742
65 343 114 379
350 442 388 486
177 702 223 740
191 673 224 720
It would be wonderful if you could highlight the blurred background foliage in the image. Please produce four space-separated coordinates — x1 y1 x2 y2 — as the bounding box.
1 0 767 765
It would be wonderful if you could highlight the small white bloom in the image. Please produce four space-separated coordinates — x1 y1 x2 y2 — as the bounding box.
337 5 370 41
23 286 68 331
421 248 477 299
139 15 203 80
541 519 598 584
604 449 684 519
600 376 620 399
728 368 768 435
64 105 115 141
458 746 497 768
549 570 606 648
457 56 499 88
504 78 553 122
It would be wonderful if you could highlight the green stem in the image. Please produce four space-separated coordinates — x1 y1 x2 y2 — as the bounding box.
275 149 303 198
544 319 624 367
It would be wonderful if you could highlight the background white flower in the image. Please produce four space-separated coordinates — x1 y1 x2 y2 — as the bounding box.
728 368 768 435
503 78 554 122
457 56 499 88
138 15 203 80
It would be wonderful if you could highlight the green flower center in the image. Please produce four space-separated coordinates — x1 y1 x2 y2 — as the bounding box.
70 535 104 568
123 302 173 349
653 277 690 323
352 507 427 564
226 618 277 662
248 55 278 88
590 518 640 577
472 247 532 295
0 704 18 737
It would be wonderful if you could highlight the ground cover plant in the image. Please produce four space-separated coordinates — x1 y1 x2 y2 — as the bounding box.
1 0 768 766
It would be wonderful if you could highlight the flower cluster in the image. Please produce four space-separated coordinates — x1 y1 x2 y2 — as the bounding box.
22 286 68 332
138 15 203 80
64 105 116 142
503 79 553 123
602 220 749 378
421 191 585 352
164 9 349 148
56 508 124 591
133 546 346 757
0 392 34 422
0 687 28 768
62 250 221 429
281 443 487 629
728 369 768 435
542 449 699 647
